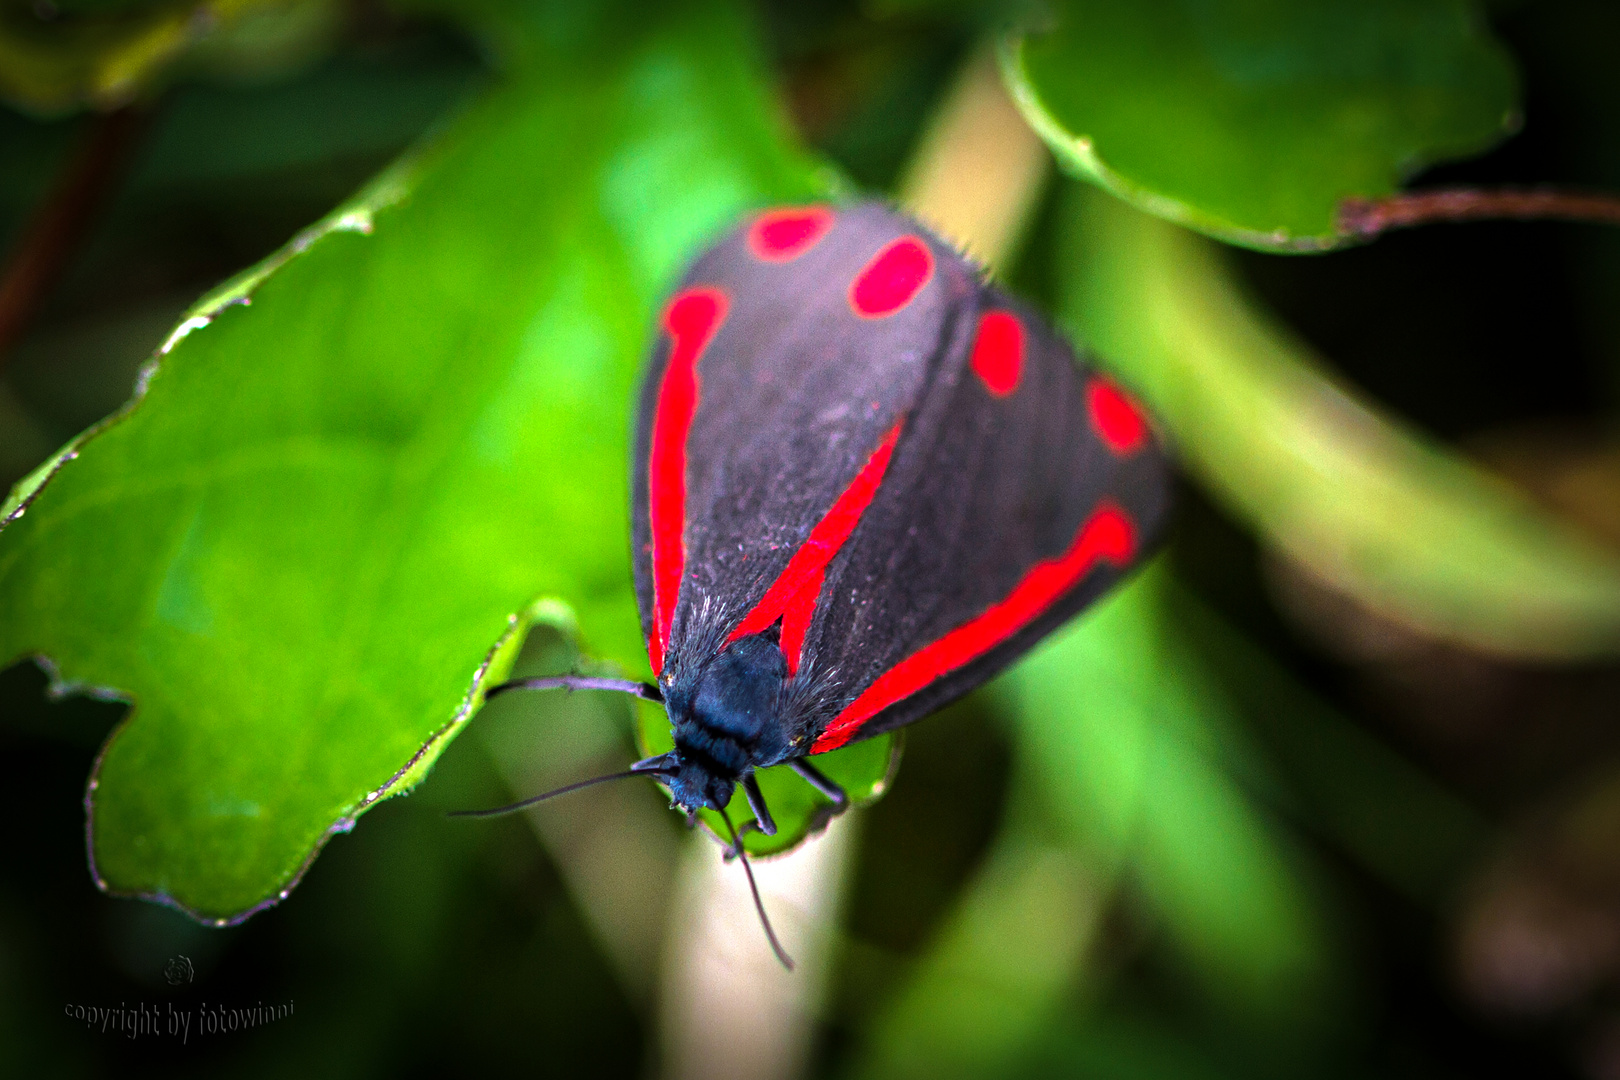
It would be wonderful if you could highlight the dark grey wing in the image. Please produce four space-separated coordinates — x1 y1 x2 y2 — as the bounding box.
630 202 976 680
789 288 1173 754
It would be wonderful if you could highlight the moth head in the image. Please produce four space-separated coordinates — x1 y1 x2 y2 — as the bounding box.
662 632 788 810
663 754 738 813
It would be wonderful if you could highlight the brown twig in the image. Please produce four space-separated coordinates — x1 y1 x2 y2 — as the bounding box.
0 106 149 369
1339 186 1620 240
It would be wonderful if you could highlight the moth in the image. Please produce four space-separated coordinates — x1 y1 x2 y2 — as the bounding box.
465 201 1171 964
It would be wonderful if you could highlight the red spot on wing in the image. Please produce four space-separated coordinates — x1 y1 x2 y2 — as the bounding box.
850 237 933 318
648 286 728 675
1087 378 1148 455
969 310 1024 397
810 502 1136 752
749 206 834 262
728 423 904 674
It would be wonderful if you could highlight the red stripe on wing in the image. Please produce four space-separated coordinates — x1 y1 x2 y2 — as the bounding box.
727 423 903 674
648 287 728 675
810 502 1136 752
776 565 825 677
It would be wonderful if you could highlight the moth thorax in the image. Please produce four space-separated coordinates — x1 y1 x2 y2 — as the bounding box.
664 633 789 810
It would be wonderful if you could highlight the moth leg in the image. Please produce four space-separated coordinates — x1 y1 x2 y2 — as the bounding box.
742 774 778 837
789 758 849 815
484 675 664 703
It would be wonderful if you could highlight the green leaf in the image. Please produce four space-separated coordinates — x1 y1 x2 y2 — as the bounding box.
854 562 1412 1074
1003 0 1519 250
850 836 1102 1080
1029 1013 1239 1080
1062 185 1620 658
634 701 899 858
1006 561 1330 1020
1175 591 1484 905
0 0 827 922
0 0 339 116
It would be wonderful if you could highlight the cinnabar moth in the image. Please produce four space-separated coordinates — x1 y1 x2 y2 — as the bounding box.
462 201 1172 965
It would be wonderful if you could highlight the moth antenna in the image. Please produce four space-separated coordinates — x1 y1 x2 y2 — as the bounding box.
719 806 794 971
448 766 673 819
485 675 663 703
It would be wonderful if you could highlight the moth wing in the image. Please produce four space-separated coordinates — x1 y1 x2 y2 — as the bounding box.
631 204 972 677
793 290 1172 753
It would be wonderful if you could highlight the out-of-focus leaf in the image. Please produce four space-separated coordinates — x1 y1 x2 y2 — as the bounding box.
862 0 1022 22
1063 186 1620 658
851 562 1380 1074
1007 561 1331 1020
0 0 828 921
123 46 481 190
1178 591 1485 904
636 702 899 858
0 385 57 482
473 625 680 995
850 835 1102 1080
0 0 338 115
1002 0 1518 250
1029 1013 1237 1080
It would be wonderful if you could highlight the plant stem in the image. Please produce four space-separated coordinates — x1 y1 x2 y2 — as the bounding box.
0 107 148 370
897 43 1050 273
1339 187 1620 239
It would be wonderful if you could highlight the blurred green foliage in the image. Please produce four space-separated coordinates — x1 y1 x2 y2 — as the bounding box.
1006 0 1519 249
1 0 829 919
1062 185 1620 658
3 0 1620 1078
0 0 343 115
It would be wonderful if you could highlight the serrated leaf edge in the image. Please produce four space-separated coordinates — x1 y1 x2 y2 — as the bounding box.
0 150 423 538
81 595 561 925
